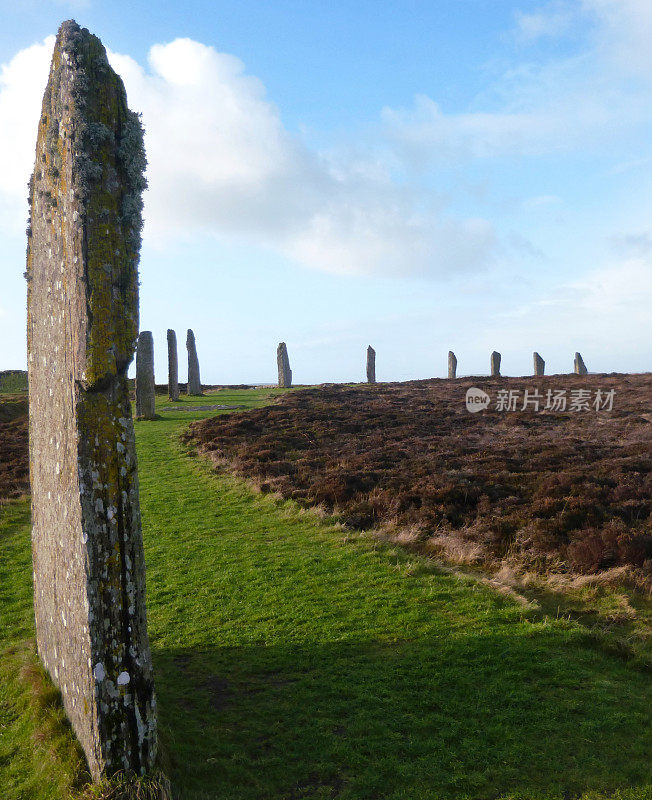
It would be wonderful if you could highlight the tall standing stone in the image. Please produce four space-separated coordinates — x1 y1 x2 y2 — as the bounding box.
574 352 588 375
186 329 202 395
167 329 179 401
533 352 545 376
26 21 156 779
448 351 457 379
277 342 292 388
491 351 501 376
366 346 376 384
135 331 155 419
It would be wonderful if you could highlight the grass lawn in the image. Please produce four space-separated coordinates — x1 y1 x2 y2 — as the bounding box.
1 388 650 799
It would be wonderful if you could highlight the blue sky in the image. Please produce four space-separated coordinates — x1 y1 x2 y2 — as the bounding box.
0 0 650 383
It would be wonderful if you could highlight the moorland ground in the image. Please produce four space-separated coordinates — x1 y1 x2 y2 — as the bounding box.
0 386 650 800
188 375 652 578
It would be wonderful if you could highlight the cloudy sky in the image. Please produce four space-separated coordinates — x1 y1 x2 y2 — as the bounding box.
0 0 650 382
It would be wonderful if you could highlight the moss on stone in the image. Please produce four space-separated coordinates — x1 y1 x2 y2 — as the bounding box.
27 19 156 781
28 20 146 387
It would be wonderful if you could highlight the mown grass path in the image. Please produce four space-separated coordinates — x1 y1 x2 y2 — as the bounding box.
1 389 650 800
137 391 651 800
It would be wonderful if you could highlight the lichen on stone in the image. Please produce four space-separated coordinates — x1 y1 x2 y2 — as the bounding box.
27 19 156 781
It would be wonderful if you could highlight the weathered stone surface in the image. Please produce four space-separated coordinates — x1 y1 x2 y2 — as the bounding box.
367 346 376 384
277 342 292 388
533 352 545 376
448 351 457 379
491 351 501 377
26 20 156 780
574 352 588 375
167 329 179 401
186 329 202 395
135 332 155 419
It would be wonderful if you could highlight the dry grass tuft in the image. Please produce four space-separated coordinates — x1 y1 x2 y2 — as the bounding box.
73 771 172 800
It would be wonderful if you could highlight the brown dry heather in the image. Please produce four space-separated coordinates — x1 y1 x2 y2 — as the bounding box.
187 373 652 578
0 399 29 501
25 20 156 780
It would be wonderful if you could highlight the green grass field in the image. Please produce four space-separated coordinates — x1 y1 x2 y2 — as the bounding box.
1 389 650 800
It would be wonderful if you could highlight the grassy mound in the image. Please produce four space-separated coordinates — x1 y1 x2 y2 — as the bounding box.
186 375 652 578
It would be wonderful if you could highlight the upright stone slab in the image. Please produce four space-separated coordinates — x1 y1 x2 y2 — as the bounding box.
186 329 202 395
574 352 588 375
26 21 156 780
135 332 155 419
448 351 457 379
533 352 545 376
277 342 292 388
490 351 501 376
366 346 376 384
167 329 179 401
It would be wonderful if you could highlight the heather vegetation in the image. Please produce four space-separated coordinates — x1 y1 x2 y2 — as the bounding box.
187 375 652 580
0 396 28 501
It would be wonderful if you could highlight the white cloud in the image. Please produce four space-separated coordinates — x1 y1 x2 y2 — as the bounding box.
382 95 567 162
567 257 652 316
514 2 576 42
494 257 652 359
382 58 646 166
5 5 652 283
107 39 496 277
609 230 652 258
0 35 54 229
511 0 652 78
383 0 652 167
522 195 562 209
0 34 496 278
583 0 652 77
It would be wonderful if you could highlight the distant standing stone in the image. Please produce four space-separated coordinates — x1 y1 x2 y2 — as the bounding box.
26 20 156 780
491 351 501 376
167 329 179 401
448 351 457 379
277 342 292 388
135 332 156 419
367 346 376 383
533 352 545 376
574 352 588 375
187 329 202 395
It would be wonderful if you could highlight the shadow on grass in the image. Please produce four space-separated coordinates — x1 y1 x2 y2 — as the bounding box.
153 630 651 800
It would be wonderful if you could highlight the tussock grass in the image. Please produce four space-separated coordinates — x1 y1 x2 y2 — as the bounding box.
74 770 172 800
